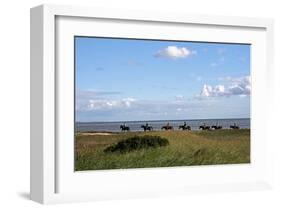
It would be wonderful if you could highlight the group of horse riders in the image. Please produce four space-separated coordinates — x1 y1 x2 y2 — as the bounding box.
120 122 240 131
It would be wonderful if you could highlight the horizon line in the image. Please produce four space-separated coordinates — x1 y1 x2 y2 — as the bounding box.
76 117 250 123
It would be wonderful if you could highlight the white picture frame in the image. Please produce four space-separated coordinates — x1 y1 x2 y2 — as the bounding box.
30 4 274 204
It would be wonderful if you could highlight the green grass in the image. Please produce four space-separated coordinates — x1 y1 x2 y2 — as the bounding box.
75 129 250 171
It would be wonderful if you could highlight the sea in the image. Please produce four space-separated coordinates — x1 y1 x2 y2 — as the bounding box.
76 118 250 132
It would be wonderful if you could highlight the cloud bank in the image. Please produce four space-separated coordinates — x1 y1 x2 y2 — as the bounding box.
76 90 209 121
76 88 249 122
155 46 196 59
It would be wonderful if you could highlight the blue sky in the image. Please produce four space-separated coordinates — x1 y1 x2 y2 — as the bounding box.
75 37 250 122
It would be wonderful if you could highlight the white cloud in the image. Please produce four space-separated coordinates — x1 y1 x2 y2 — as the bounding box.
76 90 124 111
200 84 228 97
76 90 121 99
77 91 201 115
197 76 251 98
228 76 251 96
155 46 196 59
86 97 137 110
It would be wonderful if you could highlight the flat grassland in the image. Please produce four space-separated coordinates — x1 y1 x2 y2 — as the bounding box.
75 129 250 171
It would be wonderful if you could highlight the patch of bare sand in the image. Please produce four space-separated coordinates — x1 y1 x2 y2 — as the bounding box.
80 132 113 136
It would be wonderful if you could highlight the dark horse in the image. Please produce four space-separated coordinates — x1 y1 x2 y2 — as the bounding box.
178 125 191 130
161 125 173 130
211 124 222 130
230 123 240 129
141 125 153 131
199 124 210 130
120 125 130 131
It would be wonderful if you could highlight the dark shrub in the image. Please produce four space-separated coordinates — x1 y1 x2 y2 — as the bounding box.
104 135 169 153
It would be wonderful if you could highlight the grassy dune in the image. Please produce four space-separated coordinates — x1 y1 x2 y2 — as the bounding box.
75 129 250 171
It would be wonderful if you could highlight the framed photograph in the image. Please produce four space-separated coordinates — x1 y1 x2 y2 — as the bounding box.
30 4 274 204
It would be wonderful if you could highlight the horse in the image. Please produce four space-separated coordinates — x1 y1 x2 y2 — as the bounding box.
230 124 240 129
199 125 210 130
161 125 173 130
211 125 222 130
141 125 153 131
120 125 130 131
178 125 191 130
